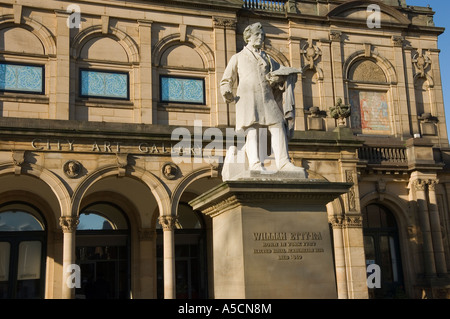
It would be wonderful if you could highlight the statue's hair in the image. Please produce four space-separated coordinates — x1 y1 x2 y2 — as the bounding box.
243 22 265 43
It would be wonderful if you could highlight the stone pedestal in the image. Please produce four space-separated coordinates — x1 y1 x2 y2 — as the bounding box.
189 178 352 299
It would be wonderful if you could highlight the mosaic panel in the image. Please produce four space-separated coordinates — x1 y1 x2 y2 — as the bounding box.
160 76 205 104
80 69 128 99
350 90 391 135
0 63 44 93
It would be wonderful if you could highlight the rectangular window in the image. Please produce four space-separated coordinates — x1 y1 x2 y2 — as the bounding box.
349 90 391 135
160 75 205 105
0 62 44 94
80 69 129 100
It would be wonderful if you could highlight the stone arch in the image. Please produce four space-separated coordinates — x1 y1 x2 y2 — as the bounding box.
152 33 215 70
0 162 71 222
327 0 411 26
264 44 290 67
71 25 140 63
71 165 171 220
344 50 398 85
0 14 56 56
170 166 219 217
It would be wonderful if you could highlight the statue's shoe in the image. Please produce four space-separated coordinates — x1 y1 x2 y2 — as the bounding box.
279 162 305 172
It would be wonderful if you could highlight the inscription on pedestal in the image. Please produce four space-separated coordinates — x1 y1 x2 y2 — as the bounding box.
253 231 324 261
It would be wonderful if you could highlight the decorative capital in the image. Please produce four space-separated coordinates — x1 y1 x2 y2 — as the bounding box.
329 214 363 228
427 179 438 191
158 215 178 231
412 179 427 191
213 16 237 29
329 30 342 42
59 216 79 232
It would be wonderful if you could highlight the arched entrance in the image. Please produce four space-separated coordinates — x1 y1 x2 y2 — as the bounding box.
0 203 47 299
75 202 130 299
363 203 405 298
157 202 208 299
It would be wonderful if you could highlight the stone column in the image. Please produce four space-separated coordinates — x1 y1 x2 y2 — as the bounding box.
413 179 437 276
427 180 447 275
158 215 177 299
329 215 348 299
59 216 79 299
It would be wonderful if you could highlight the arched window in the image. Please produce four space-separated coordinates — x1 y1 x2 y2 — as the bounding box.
0 203 46 299
363 204 406 298
347 58 392 136
76 202 130 299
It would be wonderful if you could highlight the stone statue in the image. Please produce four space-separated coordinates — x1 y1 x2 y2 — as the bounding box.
220 22 306 179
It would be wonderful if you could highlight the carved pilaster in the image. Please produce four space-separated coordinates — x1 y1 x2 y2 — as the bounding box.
345 170 356 211
59 216 79 233
158 215 178 231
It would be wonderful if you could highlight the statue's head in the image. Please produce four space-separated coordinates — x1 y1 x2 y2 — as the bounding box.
243 22 265 49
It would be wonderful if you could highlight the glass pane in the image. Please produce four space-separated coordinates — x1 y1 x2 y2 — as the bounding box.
78 213 115 230
17 241 41 280
363 236 376 265
379 236 394 283
80 69 128 99
389 236 399 282
0 63 44 93
0 242 10 281
79 203 128 230
0 211 44 231
160 76 205 104
177 204 202 229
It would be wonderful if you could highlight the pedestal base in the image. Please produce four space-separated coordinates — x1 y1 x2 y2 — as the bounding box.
189 179 352 299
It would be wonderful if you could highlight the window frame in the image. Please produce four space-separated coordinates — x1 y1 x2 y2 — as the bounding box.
78 68 130 101
159 74 206 106
0 61 45 95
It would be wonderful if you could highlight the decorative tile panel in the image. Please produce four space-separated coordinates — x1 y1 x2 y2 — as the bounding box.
160 76 205 104
80 69 129 99
350 90 391 135
0 63 44 93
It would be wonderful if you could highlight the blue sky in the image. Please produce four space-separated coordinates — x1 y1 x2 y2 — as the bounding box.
406 0 449 137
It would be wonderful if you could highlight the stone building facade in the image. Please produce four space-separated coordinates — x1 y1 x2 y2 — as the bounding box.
0 0 449 299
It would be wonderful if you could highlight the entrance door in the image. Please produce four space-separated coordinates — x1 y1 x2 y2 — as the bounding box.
75 202 130 299
0 204 46 299
363 204 405 298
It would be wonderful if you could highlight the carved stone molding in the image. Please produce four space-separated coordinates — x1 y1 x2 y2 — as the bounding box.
301 41 321 70
412 179 427 191
345 170 356 211
158 215 177 231
213 16 237 29
329 214 363 228
11 150 26 175
59 216 79 233
329 30 342 42
116 153 129 177
162 162 179 180
329 98 351 127
412 50 431 78
391 35 404 47
63 160 82 179
427 179 438 191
